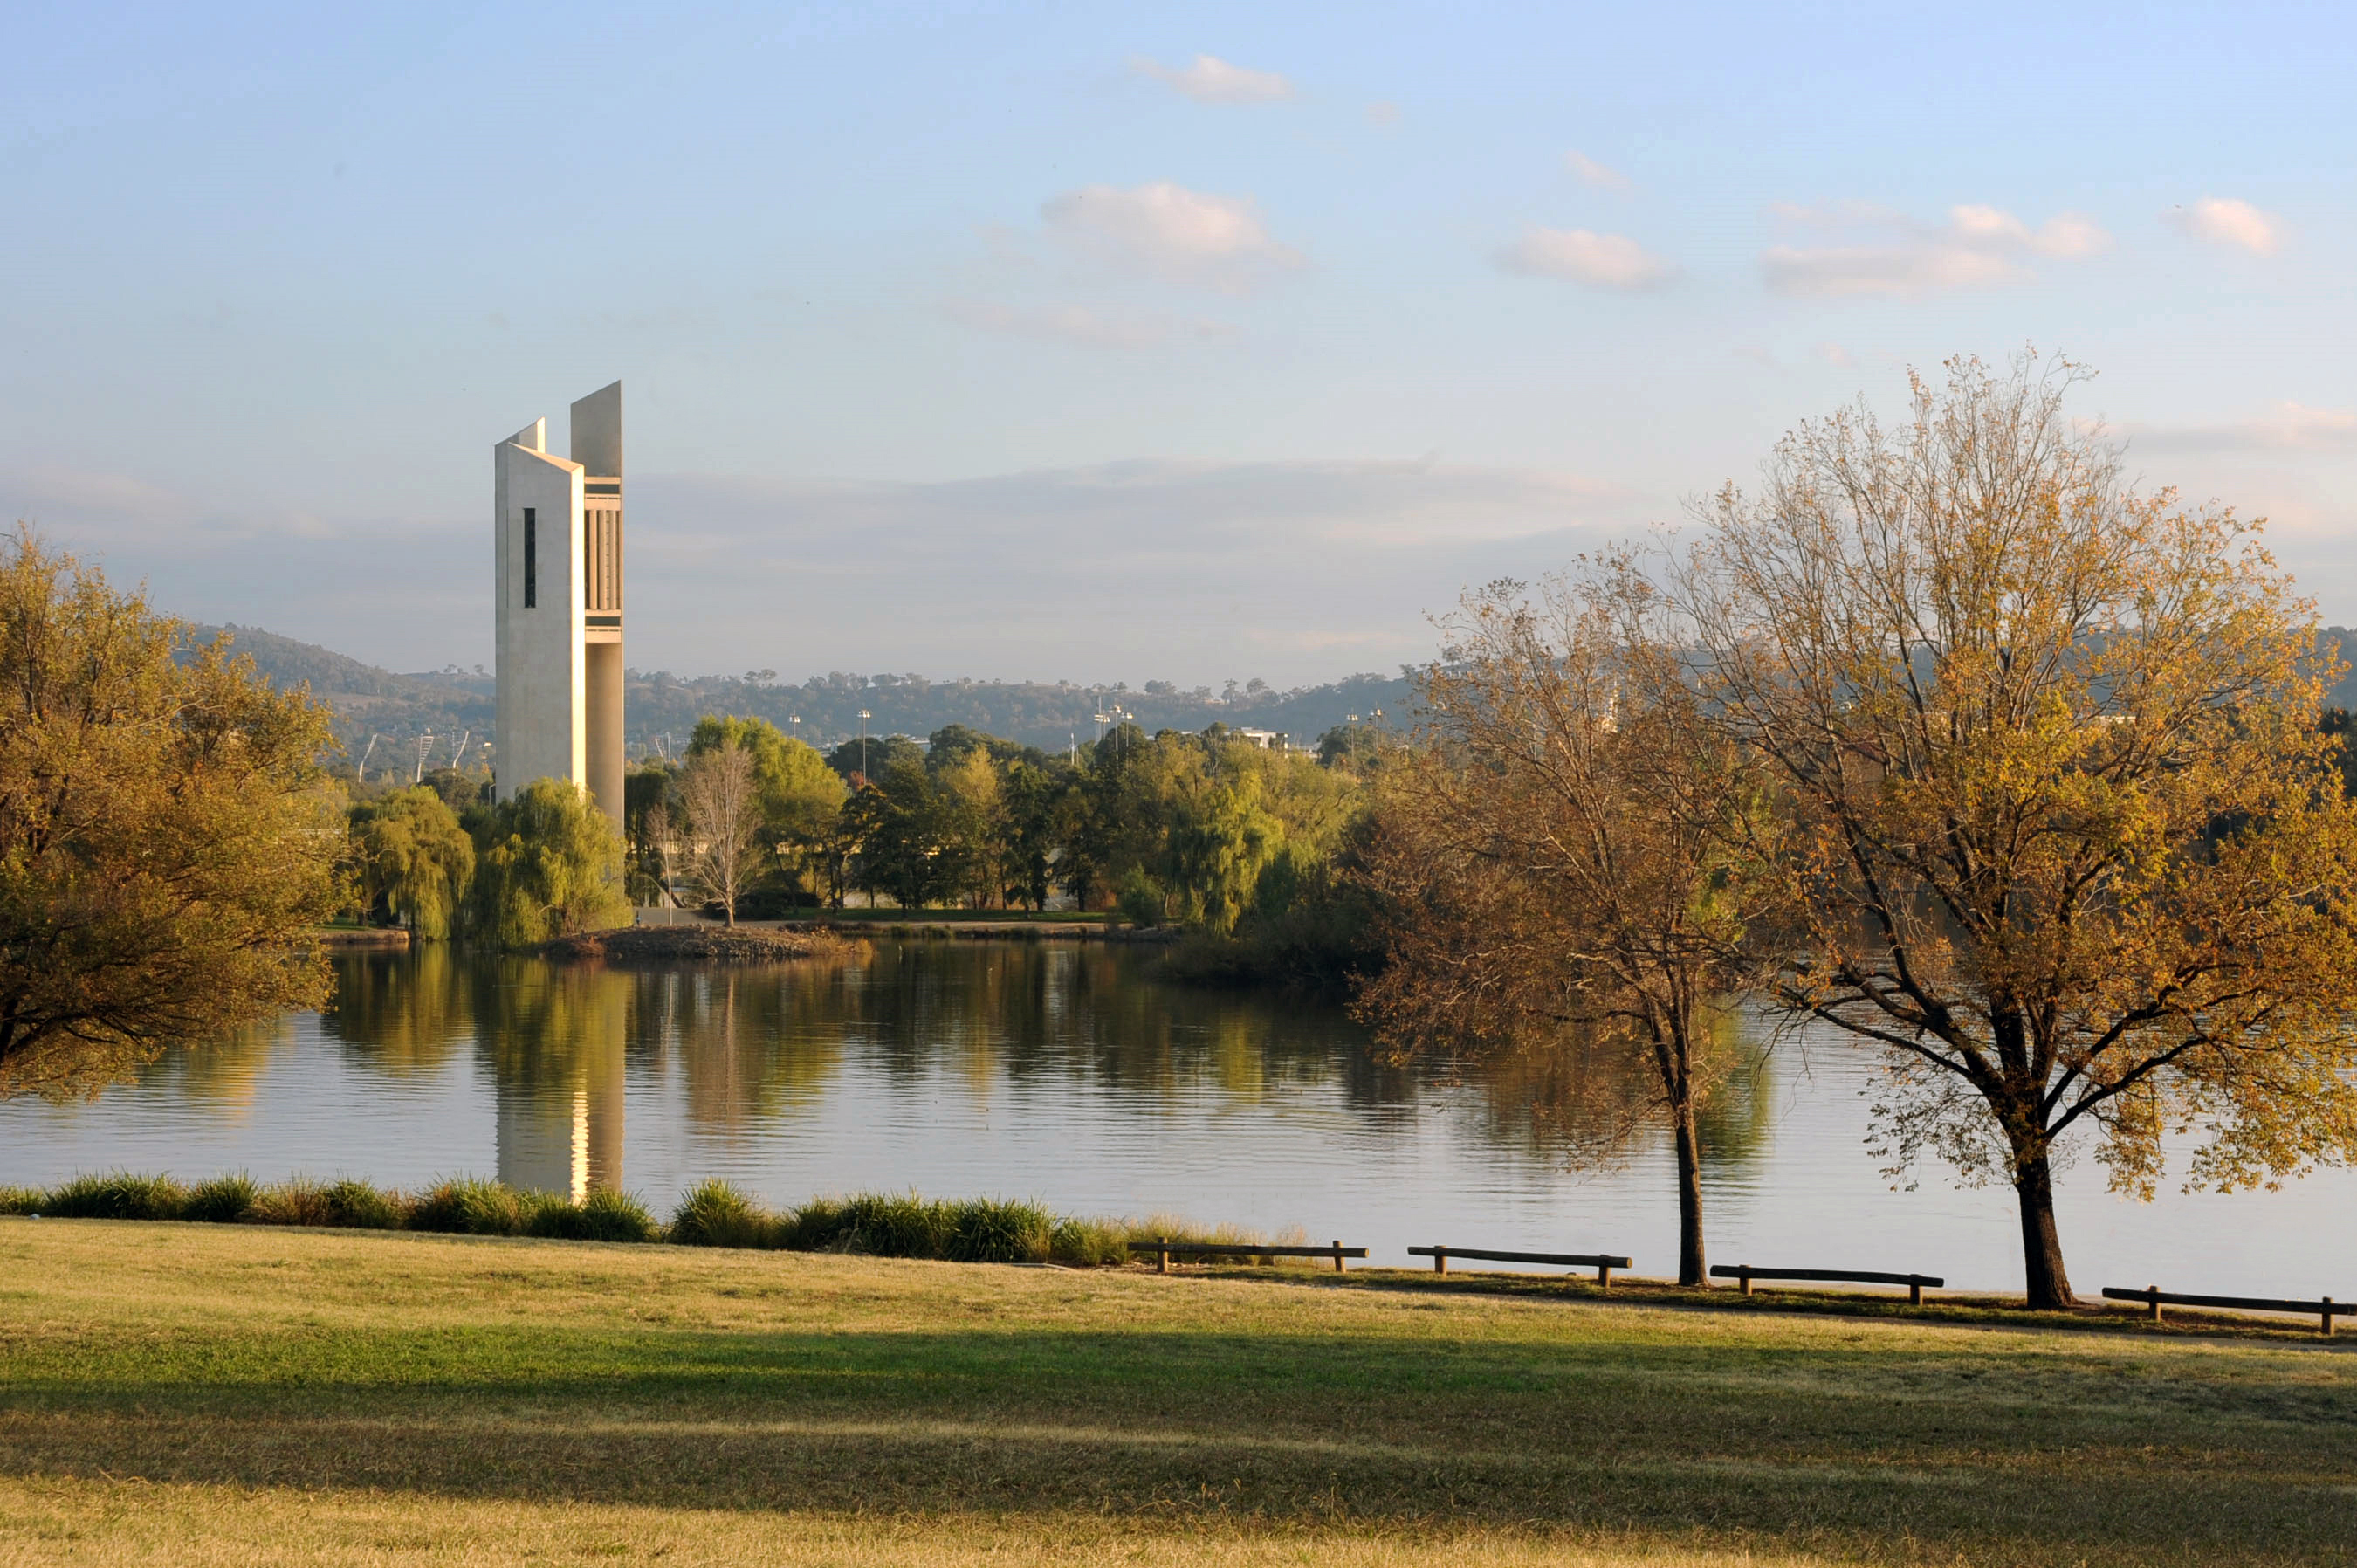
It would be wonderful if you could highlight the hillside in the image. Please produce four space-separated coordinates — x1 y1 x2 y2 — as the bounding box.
199 620 2357 774
193 623 1415 767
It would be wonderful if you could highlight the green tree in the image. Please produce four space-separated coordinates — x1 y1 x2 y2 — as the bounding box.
465 780 629 949
845 759 951 908
349 787 475 938
0 533 343 1098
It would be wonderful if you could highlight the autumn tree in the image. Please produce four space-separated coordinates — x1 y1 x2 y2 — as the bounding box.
676 735 766 925
1676 351 2357 1308
1357 567 1772 1285
0 532 344 1098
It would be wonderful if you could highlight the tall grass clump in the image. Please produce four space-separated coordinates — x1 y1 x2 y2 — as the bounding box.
248 1177 401 1228
185 1173 258 1224
529 1187 657 1242
670 1179 778 1248
0 1186 45 1216
408 1176 534 1235
1048 1215 1131 1266
43 1172 189 1221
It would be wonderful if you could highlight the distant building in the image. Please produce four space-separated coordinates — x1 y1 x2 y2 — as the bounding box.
493 382 626 825
1236 728 1285 749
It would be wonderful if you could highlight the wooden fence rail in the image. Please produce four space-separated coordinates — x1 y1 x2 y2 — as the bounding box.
2100 1285 2340 1335
1128 1240 1367 1275
1405 1246 1632 1287
1710 1264 1944 1306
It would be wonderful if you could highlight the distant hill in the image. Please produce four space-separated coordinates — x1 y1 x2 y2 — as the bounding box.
191 624 1417 769
196 621 2357 776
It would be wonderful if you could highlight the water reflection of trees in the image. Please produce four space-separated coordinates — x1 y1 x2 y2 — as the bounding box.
322 948 472 1076
302 942 1765 1183
1446 1008 1775 1182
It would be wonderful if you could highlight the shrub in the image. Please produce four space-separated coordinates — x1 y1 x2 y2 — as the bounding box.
836 1193 946 1257
670 1179 775 1248
0 1186 44 1216
43 1171 188 1221
529 1187 656 1243
1115 866 1165 928
185 1173 258 1224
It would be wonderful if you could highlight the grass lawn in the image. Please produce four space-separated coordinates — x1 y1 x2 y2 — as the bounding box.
1 1220 2352 1565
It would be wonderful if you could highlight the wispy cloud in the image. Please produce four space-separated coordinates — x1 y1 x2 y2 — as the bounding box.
1366 100 1401 127
1761 202 2110 299
1496 227 1677 290
1042 182 1302 292
2163 196 2284 256
1132 54 1293 104
1564 150 1630 190
943 298 1230 351
2127 402 2357 455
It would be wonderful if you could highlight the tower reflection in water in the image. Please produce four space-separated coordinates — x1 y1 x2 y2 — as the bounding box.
479 959 628 1198
326 946 629 1198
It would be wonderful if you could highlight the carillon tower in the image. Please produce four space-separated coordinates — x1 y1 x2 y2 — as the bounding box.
493 381 626 826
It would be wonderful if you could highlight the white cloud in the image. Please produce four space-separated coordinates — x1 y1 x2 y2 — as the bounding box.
1761 203 2110 299
1366 100 1401 127
2164 196 2284 256
1133 54 1293 104
2128 402 2357 455
1564 151 1630 191
1041 182 1301 292
1816 341 1855 368
1496 227 1677 290
943 299 1230 350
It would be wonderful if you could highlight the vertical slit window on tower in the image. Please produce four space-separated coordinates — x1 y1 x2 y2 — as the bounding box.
524 509 538 608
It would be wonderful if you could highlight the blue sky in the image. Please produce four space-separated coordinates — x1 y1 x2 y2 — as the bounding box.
5 1 2353 684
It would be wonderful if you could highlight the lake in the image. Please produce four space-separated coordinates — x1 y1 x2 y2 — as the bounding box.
3 939 2349 1296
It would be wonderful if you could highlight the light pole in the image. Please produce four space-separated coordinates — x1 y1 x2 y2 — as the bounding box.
858 709 872 778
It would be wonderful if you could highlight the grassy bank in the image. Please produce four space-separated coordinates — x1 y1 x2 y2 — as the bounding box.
1 1221 2352 1565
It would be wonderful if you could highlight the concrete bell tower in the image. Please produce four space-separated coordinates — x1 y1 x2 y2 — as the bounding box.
493 382 626 826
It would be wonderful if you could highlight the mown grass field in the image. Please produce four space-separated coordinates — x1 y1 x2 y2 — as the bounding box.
1 1218 2352 1565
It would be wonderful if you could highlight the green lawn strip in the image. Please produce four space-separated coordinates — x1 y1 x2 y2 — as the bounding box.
0 1220 2351 1565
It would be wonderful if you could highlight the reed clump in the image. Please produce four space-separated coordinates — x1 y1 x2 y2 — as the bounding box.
1 1170 1266 1269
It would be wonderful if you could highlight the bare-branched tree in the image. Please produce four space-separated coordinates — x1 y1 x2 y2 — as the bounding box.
676 738 765 926
1677 351 2357 1308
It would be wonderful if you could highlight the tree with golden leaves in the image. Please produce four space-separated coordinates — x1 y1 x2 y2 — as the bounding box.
1677 352 2357 1308
0 532 343 1098
1357 563 1776 1285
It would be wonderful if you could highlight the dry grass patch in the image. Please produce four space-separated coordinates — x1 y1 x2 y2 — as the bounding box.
0 1219 2351 1565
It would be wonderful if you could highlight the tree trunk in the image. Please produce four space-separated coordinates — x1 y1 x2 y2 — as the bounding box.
2013 1145 2073 1309
1671 1088 1707 1287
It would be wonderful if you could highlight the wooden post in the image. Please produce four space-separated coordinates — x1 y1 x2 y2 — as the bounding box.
1332 1239 1345 1274
1909 1278 1923 1307
1739 1266 1753 1298
2146 1284 2162 1324
1598 1262 1612 1291
2324 1297 2337 1338
1157 1238 1170 1276
1433 1246 1447 1276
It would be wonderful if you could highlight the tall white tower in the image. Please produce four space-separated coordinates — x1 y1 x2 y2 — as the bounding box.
493 382 625 825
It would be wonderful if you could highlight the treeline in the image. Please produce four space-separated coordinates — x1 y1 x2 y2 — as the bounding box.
622 716 1387 987
340 716 1391 983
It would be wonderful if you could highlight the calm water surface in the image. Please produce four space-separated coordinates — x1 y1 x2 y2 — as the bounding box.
3 940 2349 1296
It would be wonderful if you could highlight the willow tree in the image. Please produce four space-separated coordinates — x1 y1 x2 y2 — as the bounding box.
1678 352 2357 1308
0 532 342 1098
1357 566 1774 1286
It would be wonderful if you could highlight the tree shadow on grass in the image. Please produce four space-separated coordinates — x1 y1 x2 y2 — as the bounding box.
1 1324 2353 1565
